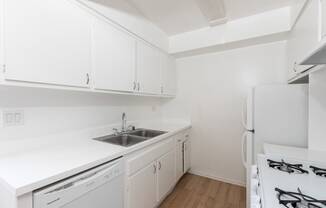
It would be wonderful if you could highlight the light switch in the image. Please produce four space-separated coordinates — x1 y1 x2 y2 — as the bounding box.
6 113 14 124
2 110 24 127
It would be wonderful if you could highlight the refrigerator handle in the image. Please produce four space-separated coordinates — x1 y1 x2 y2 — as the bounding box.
241 98 247 129
241 132 248 168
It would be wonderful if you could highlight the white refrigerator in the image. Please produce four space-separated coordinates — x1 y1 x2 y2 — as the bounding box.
241 84 308 208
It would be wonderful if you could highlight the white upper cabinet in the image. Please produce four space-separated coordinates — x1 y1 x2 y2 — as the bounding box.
92 18 136 92
287 0 320 80
3 0 92 87
322 0 326 40
136 41 162 95
161 54 177 96
1 0 176 97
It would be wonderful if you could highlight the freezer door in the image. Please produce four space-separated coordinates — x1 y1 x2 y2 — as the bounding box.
242 88 254 131
253 84 308 157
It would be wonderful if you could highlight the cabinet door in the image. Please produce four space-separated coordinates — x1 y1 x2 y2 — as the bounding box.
92 19 136 92
161 54 177 96
183 138 191 173
287 31 299 80
289 0 319 76
157 150 176 202
175 136 184 181
128 162 157 208
136 42 161 94
3 0 92 87
322 0 326 40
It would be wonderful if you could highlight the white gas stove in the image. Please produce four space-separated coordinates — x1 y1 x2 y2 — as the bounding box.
253 154 326 208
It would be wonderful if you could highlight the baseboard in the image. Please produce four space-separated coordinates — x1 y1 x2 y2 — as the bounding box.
189 169 246 187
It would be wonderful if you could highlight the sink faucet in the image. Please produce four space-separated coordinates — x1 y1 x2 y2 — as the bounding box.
112 113 135 135
121 112 127 132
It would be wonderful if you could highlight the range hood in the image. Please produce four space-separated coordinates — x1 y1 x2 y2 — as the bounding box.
301 41 326 65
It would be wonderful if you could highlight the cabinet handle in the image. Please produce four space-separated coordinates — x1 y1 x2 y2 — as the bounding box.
86 73 90 85
137 82 140 91
293 62 297 73
153 164 157 174
161 86 164 94
133 82 136 91
158 161 162 170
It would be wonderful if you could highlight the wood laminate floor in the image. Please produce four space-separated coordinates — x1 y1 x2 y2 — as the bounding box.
159 174 246 208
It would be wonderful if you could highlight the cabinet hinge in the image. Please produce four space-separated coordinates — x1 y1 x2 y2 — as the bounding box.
2 64 6 73
161 86 164 94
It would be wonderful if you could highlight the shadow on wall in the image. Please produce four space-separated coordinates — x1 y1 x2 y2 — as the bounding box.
0 85 161 108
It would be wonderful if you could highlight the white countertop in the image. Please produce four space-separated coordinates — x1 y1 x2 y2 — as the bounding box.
0 120 191 197
264 143 326 163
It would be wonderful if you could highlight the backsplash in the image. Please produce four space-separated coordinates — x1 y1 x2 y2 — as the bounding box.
0 86 163 141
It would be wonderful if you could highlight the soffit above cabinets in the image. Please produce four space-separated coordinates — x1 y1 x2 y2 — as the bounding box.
125 0 293 35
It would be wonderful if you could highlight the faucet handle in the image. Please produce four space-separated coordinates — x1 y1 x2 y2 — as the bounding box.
127 125 136 131
112 128 119 135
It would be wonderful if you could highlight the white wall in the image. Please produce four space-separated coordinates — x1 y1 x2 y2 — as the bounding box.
0 86 162 141
308 68 326 151
162 41 288 185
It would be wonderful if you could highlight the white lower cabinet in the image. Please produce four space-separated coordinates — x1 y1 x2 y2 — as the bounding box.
128 161 157 208
126 137 177 208
157 150 176 202
175 135 184 181
175 132 191 181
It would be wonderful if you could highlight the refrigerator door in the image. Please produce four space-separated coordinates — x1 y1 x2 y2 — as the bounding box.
242 131 254 208
253 84 308 160
241 131 254 168
242 88 254 131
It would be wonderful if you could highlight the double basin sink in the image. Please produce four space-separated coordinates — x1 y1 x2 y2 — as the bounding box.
94 129 167 147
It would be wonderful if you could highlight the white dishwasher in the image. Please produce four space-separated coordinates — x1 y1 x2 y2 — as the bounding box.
33 158 124 208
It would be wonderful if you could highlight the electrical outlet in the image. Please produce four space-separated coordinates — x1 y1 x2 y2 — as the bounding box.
2 110 24 127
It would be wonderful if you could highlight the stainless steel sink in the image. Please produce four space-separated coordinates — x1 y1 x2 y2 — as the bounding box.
93 129 167 147
94 134 147 147
127 129 167 138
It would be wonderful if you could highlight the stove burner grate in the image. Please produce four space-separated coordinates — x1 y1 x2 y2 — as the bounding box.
310 166 326 178
276 188 326 208
268 159 309 174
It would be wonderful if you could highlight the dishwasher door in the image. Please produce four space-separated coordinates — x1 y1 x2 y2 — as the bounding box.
33 158 124 208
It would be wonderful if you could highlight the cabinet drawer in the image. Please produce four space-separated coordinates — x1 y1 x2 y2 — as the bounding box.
127 138 174 176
